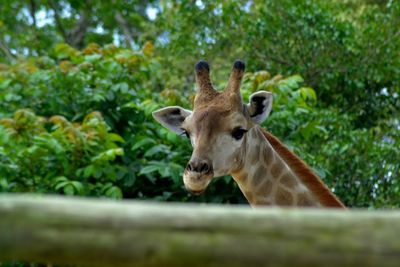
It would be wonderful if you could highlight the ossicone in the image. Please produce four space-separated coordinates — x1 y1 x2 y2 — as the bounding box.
195 60 210 72
194 60 216 96
233 60 245 71
225 59 246 96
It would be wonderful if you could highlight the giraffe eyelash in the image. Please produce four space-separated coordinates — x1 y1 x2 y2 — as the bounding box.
231 127 248 140
180 128 190 138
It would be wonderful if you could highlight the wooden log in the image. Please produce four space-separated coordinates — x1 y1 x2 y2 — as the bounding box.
0 194 399 267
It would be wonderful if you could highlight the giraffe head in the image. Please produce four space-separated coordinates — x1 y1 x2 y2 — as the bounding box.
153 60 273 195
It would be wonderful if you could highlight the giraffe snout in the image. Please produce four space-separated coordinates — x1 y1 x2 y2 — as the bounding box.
184 158 214 195
186 158 212 174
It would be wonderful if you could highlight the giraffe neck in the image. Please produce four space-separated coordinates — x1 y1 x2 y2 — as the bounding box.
231 126 341 207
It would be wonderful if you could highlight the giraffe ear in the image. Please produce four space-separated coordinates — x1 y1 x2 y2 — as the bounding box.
152 106 192 135
247 91 273 124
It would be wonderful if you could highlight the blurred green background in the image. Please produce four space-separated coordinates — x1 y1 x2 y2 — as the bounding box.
0 0 399 208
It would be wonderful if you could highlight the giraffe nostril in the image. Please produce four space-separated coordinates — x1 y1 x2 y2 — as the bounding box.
200 162 210 173
187 160 211 174
187 163 193 172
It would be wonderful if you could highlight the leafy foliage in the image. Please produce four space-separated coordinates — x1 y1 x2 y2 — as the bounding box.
0 0 399 208
0 109 125 198
155 0 400 127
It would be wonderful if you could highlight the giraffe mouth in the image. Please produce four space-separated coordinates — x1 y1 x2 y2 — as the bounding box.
183 169 213 196
185 187 205 196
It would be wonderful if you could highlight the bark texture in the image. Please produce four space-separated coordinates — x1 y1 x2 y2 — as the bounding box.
0 194 399 267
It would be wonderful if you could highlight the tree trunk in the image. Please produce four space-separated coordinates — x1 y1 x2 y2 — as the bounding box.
0 194 399 267
49 0 91 49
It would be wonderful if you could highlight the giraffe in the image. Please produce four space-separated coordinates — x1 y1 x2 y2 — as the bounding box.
153 60 345 208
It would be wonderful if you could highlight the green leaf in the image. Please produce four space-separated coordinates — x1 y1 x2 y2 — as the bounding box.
84 54 102 62
111 82 129 93
71 181 84 195
300 87 317 101
54 43 79 59
91 148 124 163
0 79 12 89
139 165 159 175
55 181 69 190
53 176 68 184
144 144 170 157
105 185 123 199
108 133 125 143
131 137 157 151
83 165 95 178
63 184 75 195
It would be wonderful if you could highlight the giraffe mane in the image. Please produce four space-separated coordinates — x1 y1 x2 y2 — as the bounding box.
261 129 346 208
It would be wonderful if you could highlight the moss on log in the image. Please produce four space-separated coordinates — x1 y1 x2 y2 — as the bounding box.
0 194 400 267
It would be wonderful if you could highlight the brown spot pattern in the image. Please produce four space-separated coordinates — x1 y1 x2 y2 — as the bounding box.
280 173 298 188
250 146 260 165
270 161 283 178
262 145 273 166
297 193 315 207
256 179 273 196
275 186 294 206
236 171 248 184
252 165 266 186
262 130 345 208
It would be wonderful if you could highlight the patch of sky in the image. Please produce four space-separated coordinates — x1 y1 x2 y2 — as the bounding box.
21 3 72 28
60 2 73 18
94 25 105 34
113 31 121 46
213 4 222 16
4 35 11 42
195 0 205 10
241 1 253 12
204 27 215 44
380 87 389 96
22 48 29 56
146 6 158 21
17 8 32 24
156 31 170 46
36 9 54 28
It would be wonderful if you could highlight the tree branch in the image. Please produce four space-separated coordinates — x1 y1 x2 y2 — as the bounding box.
115 11 135 48
29 0 37 28
49 1 91 49
48 0 67 40
0 39 15 62
67 10 90 48
253 48 293 67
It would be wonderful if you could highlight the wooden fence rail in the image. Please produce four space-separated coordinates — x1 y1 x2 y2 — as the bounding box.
0 194 400 267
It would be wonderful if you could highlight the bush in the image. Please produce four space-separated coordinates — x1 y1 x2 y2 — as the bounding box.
0 109 125 198
1 43 398 208
0 43 320 204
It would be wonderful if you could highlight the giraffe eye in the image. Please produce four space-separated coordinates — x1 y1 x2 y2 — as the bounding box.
231 128 248 140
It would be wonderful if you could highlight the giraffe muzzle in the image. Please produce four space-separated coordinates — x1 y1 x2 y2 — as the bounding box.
186 159 212 174
183 158 214 195
184 186 205 196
